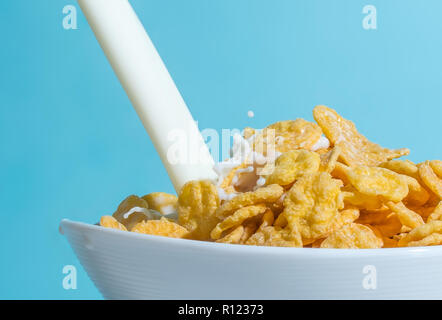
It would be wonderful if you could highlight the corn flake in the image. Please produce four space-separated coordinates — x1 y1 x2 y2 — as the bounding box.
356 207 392 225
260 209 275 229
430 160 442 178
132 217 189 238
311 238 325 248
243 127 256 140
386 201 424 229
401 175 430 207
320 223 383 249
336 163 409 202
319 146 341 173
382 237 398 248
100 215 128 231
282 172 344 241
216 225 244 244
253 119 322 154
379 159 419 179
418 161 442 199
313 105 409 167
427 202 442 222
374 213 403 238
245 226 302 247
240 220 260 244
112 195 150 230
219 162 249 194
142 192 177 215
331 208 360 231
398 220 442 247
215 184 284 220
342 187 383 210
177 180 220 241
211 204 267 240
266 150 320 186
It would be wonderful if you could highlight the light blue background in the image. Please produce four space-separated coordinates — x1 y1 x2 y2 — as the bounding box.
0 0 441 299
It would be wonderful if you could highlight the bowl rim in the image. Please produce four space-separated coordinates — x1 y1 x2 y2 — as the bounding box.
60 218 442 258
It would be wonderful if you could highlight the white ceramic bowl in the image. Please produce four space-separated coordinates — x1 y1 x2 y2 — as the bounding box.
60 219 442 299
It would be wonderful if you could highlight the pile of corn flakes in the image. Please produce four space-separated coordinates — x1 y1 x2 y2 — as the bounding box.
100 106 442 248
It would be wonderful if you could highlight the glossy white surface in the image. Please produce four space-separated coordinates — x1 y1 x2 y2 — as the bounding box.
60 219 442 299
77 0 217 192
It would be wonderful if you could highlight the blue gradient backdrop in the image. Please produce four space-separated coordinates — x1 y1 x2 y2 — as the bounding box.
0 0 441 299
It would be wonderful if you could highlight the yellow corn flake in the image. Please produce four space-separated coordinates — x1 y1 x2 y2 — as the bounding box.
379 159 419 179
245 226 302 247
267 193 285 215
386 201 424 229
253 119 323 154
142 192 177 215
131 217 189 238
273 210 288 227
366 224 383 238
215 184 284 220
374 213 403 238
282 172 344 241
243 127 256 140
331 162 351 185
407 233 442 247
331 208 360 231
256 161 276 178
319 146 341 173
367 225 397 248
320 223 383 249
112 195 149 230
356 207 391 225
408 205 437 220
336 163 409 202
219 162 249 194
216 225 244 244
382 237 398 249
342 186 383 210
398 220 442 247
100 215 128 231
386 169 431 207
382 237 398 248
418 161 442 199
400 175 430 207
259 209 275 229
316 147 332 155
265 150 320 186
177 180 220 241
427 192 442 207
211 205 267 240
313 105 409 167
237 209 274 244
427 202 442 222
311 238 324 248
430 160 442 178
240 220 260 244
356 209 402 238
392 232 408 241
